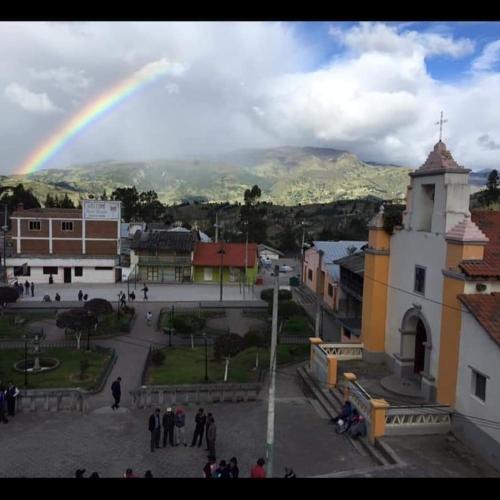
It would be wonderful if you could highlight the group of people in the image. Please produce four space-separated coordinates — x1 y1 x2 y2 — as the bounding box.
77 290 89 302
330 400 367 439
13 280 34 298
148 407 217 457
0 382 20 423
42 292 61 302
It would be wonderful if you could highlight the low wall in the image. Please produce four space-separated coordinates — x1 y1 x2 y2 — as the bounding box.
310 344 328 385
16 388 87 413
130 383 262 408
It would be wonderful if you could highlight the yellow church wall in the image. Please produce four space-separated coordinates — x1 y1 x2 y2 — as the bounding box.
368 229 390 250
446 242 485 269
436 275 465 406
361 251 390 353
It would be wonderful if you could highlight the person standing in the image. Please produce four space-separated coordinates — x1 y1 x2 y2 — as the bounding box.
146 311 152 326
162 407 175 447
24 280 30 295
175 407 187 446
229 457 239 478
250 458 266 478
49 274 54 284
148 408 161 452
205 412 213 450
191 408 207 447
30 282 34 297
6 382 20 417
0 386 8 423
111 377 122 410
120 293 126 309
206 415 216 459
83 293 88 301
55 293 61 302
141 284 149 300
78 290 83 301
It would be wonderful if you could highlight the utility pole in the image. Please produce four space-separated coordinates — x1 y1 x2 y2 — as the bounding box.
265 264 279 478
243 220 248 301
300 220 306 285
215 212 219 243
2 203 7 284
219 239 224 302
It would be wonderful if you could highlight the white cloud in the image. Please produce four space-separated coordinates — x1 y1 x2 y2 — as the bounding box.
28 67 91 96
4 83 61 113
472 39 500 71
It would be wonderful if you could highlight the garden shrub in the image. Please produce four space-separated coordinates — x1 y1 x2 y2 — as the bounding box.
214 333 246 361
151 349 166 366
260 288 293 302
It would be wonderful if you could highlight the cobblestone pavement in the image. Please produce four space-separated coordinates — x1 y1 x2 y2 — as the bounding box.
0 365 377 478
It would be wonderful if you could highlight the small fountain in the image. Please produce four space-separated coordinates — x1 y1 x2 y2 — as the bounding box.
14 327 60 374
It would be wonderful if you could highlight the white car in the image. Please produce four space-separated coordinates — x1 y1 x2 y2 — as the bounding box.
279 265 293 273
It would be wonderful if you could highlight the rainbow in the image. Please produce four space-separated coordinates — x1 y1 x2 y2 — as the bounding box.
16 59 185 176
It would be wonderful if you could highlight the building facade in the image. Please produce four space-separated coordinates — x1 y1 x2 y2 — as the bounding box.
193 242 258 284
129 229 197 283
360 140 500 469
303 241 366 310
6 200 121 284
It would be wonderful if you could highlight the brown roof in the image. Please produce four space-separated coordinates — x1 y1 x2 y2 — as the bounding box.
130 230 197 252
193 242 257 267
11 208 82 218
458 293 500 346
459 211 500 278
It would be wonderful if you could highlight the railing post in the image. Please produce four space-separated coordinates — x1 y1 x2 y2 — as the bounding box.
343 372 357 402
327 355 337 389
309 337 323 369
369 399 389 444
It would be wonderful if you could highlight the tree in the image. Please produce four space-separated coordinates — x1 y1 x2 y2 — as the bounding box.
0 183 41 212
214 333 245 381
244 184 262 206
45 193 56 208
56 309 97 350
244 330 266 369
486 169 499 204
59 194 75 208
0 286 19 315
139 190 165 222
101 190 108 200
111 187 140 222
267 300 303 334
84 298 113 324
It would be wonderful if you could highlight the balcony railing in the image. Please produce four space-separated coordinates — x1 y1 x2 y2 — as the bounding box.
138 255 191 266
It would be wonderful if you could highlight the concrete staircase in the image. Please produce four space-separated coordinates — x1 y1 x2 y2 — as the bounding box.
297 364 399 467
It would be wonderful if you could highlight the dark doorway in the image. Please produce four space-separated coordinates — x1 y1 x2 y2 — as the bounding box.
414 319 427 374
64 267 72 283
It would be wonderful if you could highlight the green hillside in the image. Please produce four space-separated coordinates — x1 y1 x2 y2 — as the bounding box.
0 147 412 206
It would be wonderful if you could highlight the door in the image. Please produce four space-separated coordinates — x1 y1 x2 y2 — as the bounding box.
414 319 427 375
64 267 72 283
204 267 213 281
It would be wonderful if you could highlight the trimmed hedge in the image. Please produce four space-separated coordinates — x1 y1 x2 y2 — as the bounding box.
260 288 293 302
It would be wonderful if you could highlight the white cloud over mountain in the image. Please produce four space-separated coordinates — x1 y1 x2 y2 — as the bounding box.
1 21 500 174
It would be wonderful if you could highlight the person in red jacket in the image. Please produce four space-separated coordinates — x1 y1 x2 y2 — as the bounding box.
250 458 266 478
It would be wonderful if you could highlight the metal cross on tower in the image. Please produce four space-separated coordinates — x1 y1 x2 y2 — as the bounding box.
436 111 448 142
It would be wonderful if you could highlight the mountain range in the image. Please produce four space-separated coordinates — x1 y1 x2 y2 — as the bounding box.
0 146 487 206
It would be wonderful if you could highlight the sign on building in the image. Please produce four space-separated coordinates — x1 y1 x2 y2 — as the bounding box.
83 200 121 220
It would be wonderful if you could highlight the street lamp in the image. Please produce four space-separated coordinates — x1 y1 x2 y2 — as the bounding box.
218 240 226 302
203 332 209 382
169 304 174 347
300 220 306 285
2 203 8 284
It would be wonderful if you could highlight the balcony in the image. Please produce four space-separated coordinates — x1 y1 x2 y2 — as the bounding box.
137 255 191 266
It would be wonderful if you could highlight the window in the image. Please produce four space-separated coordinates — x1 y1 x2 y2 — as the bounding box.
95 267 113 271
472 370 487 402
308 269 313 281
43 267 58 275
29 221 41 231
61 221 73 231
14 266 30 276
414 266 426 295
328 284 334 297
74 267 83 277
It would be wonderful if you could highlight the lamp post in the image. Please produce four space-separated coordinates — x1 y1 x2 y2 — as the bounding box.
24 338 28 388
203 332 208 382
2 203 8 284
218 240 225 302
170 304 174 346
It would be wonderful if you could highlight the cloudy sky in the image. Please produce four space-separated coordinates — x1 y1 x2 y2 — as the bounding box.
2 21 500 175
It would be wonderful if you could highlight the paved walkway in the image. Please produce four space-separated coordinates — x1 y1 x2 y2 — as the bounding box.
18 283 264 303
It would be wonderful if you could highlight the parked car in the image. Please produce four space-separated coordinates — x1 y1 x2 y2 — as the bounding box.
279 265 293 273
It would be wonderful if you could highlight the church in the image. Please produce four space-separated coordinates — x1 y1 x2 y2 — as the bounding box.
361 139 500 466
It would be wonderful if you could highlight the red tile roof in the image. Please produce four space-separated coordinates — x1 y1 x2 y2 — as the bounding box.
459 211 500 278
11 208 82 218
193 242 257 267
458 293 500 346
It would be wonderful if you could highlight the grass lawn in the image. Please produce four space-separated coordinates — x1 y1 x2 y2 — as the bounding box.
160 309 224 330
93 311 134 336
0 347 110 390
283 315 314 335
0 312 56 339
147 344 309 385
